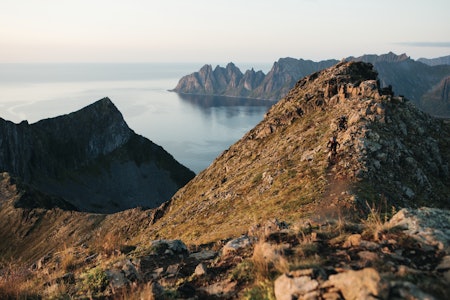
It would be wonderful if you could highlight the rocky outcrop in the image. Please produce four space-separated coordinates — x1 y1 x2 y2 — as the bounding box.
0 98 195 213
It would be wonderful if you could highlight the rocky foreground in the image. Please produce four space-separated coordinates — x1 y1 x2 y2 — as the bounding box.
3 207 449 299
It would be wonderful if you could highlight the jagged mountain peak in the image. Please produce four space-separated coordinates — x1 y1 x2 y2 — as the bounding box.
173 52 450 116
151 61 450 244
0 98 195 213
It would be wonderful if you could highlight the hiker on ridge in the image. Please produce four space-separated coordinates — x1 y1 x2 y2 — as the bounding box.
327 136 340 156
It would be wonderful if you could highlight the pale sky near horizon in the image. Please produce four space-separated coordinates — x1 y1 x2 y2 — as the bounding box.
1 0 449 64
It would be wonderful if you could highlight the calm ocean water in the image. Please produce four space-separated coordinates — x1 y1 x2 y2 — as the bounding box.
0 63 274 173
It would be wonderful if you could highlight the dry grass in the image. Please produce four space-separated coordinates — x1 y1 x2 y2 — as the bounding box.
361 201 395 241
112 282 158 300
252 241 289 281
90 228 126 256
0 261 37 299
60 245 77 272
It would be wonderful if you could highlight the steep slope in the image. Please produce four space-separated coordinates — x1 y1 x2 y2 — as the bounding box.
151 61 450 244
0 98 195 213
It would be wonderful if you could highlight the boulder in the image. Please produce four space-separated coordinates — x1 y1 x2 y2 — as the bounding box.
389 208 450 253
323 268 389 300
149 239 188 255
222 235 253 256
390 281 437 300
194 263 208 276
274 273 319 300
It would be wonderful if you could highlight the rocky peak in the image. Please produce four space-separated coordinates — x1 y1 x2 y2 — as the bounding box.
153 61 450 245
33 97 133 159
0 98 195 213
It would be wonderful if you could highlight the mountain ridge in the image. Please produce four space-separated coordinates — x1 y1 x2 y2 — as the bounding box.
155 61 450 244
418 54 450 66
172 52 450 116
0 97 195 213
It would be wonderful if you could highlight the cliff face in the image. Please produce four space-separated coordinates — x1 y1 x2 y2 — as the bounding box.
154 61 450 244
0 97 195 213
172 53 450 116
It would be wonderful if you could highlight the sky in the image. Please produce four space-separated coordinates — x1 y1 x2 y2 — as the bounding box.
1 0 449 64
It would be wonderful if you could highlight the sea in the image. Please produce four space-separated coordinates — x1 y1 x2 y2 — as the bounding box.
0 63 275 173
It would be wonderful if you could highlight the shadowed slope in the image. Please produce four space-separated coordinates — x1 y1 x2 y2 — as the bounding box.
0 98 195 213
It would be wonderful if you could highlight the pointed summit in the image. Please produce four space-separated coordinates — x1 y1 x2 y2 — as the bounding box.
0 98 195 213
151 61 450 244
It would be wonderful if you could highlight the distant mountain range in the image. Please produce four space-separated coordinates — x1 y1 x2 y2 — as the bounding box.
172 52 450 116
418 55 450 66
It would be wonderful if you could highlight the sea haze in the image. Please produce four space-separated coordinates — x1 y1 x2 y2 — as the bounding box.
0 63 274 173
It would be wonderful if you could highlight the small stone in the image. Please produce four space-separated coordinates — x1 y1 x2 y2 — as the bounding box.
121 260 141 281
222 235 253 256
436 256 450 271
357 251 379 262
166 264 179 275
106 269 128 289
390 281 437 300
189 250 217 260
195 263 208 276
360 240 381 251
343 234 361 248
152 267 164 279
